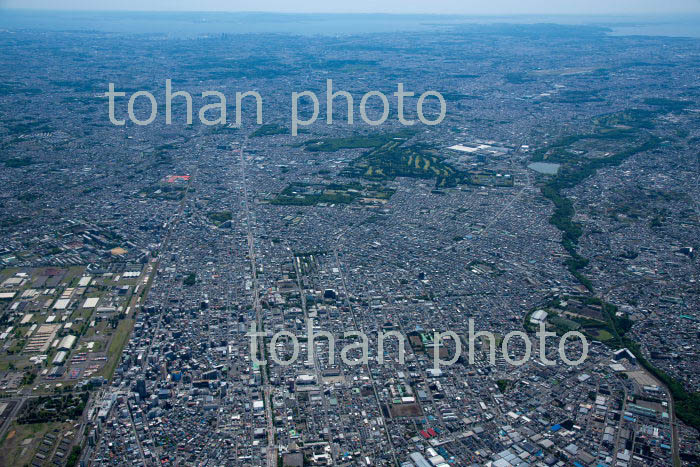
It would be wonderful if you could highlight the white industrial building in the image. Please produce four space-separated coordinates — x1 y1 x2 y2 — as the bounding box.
52 350 68 365
83 297 100 308
58 334 77 350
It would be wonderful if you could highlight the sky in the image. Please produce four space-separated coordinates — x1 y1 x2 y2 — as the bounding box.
2 0 700 15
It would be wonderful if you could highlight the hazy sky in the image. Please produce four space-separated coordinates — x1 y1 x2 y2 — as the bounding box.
2 0 700 15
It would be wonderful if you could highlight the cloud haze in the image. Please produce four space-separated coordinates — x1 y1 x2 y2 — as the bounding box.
2 0 700 15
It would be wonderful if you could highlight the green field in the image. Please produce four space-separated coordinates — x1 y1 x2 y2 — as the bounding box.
591 329 614 341
302 131 411 152
331 137 515 188
270 182 394 206
549 314 581 332
207 211 232 225
99 316 135 380
592 109 656 130
250 124 289 137
0 421 72 467
341 140 456 182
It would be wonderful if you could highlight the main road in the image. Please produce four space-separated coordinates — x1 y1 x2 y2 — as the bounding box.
332 230 399 466
237 142 277 467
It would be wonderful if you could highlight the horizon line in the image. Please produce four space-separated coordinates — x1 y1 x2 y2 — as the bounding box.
1 8 699 17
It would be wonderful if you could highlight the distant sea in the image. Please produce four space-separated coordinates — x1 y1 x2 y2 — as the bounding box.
0 10 699 38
